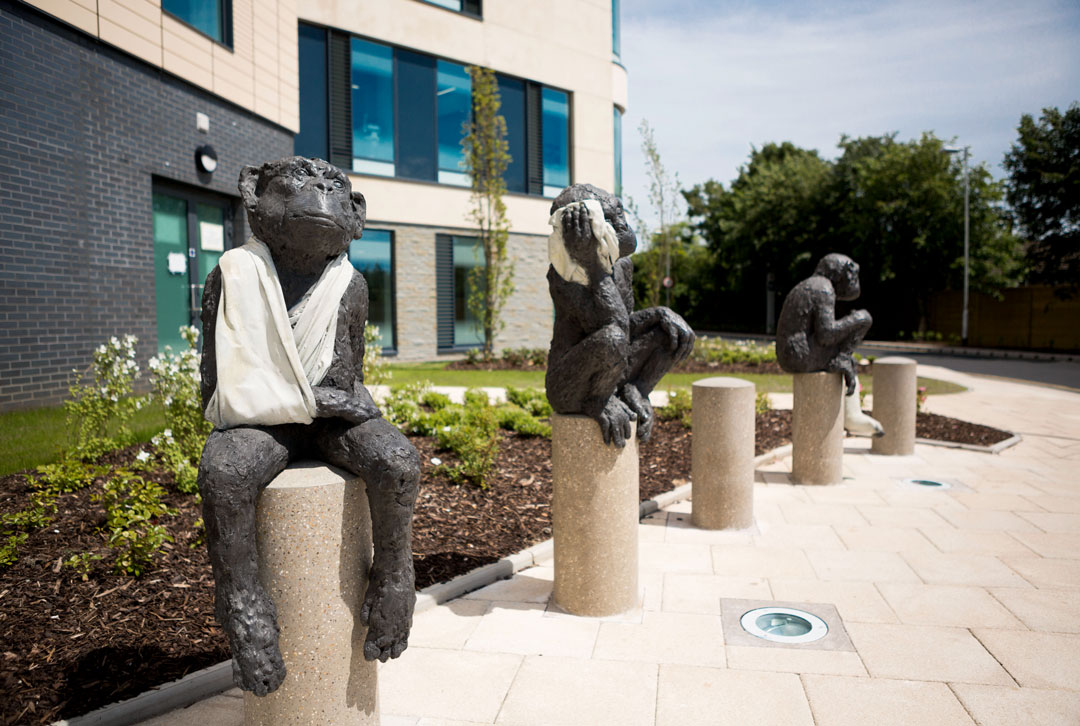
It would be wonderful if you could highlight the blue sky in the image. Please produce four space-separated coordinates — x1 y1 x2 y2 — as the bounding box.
619 0 1080 227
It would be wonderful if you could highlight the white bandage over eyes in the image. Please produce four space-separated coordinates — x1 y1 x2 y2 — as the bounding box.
547 199 620 285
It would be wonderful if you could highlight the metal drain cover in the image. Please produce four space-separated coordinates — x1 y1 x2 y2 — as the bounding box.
740 607 829 644
902 477 953 490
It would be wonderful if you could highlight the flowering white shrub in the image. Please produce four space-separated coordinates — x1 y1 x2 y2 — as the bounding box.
65 334 147 460
363 323 391 386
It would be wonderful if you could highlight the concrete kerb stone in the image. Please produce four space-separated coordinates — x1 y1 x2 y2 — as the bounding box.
914 433 1023 455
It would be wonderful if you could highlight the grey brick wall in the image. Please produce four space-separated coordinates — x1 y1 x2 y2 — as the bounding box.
0 2 293 411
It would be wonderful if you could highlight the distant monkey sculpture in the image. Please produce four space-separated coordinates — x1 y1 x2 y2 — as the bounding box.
198 157 419 695
545 183 695 447
776 253 884 437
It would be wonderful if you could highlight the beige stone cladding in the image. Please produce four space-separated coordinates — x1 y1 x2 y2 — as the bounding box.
367 222 551 361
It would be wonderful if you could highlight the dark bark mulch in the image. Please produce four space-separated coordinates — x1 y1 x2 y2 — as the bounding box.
916 411 1013 446
0 409 1010 724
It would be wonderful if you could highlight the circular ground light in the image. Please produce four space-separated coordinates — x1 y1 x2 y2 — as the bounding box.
902 477 953 490
740 607 829 644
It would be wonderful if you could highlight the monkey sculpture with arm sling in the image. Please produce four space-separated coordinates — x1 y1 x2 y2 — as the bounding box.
197 157 419 696
545 183 695 447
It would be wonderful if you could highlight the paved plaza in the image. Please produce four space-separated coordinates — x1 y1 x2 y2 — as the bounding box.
137 365 1080 726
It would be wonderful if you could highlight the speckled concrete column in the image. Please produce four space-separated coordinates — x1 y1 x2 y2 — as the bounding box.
871 356 918 455
792 372 844 485
551 413 639 616
691 377 755 529
244 462 377 726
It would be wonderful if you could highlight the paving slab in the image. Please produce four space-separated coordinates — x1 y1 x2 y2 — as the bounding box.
656 665 814 726
802 675 976 726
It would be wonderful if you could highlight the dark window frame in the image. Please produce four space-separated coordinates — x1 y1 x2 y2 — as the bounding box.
435 233 485 352
414 0 482 20
162 0 234 50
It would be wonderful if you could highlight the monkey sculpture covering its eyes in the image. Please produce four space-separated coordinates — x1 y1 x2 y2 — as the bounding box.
197 157 419 696
545 183 695 447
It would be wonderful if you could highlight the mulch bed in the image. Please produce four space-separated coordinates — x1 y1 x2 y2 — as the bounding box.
916 411 1012 446
0 409 1009 724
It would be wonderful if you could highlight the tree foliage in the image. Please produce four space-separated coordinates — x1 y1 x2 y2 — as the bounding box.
1003 103 1080 290
462 65 515 359
630 119 684 308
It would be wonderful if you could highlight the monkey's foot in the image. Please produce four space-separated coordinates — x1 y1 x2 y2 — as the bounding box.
361 567 415 662
844 388 885 438
620 384 654 441
225 593 286 696
596 396 635 448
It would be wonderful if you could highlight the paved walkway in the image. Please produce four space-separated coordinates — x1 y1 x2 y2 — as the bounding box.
138 366 1080 726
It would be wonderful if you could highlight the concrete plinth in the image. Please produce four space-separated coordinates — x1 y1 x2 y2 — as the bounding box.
551 413 639 616
691 377 755 530
871 357 918 455
244 462 377 726
792 372 844 485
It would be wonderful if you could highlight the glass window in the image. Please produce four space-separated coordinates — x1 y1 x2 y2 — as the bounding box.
163 0 227 44
351 38 395 176
497 76 526 194
396 50 437 181
296 24 328 159
612 0 621 58
453 236 483 347
436 60 471 186
542 88 570 197
348 229 395 351
613 106 623 197
418 0 481 16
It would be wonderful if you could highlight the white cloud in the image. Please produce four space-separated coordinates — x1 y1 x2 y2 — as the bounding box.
618 0 1080 227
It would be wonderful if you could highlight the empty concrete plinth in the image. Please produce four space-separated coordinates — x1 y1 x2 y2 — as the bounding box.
551 413 639 616
792 372 844 485
871 357 918 455
244 462 378 726
691 377 755 529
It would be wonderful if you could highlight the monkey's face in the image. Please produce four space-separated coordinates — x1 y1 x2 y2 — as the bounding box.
239 157 366 272
832 259 861 301
605 196 637 258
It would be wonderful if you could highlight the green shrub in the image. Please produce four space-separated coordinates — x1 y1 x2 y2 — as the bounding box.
505 387 553 417
35 458 105 494
658 389 693 428
755 391 772 414
688 338 777 367
63 552 103 581
498 406 552 437
421 391 453 411
65 335 147 460
463 388 490 408
436 405 500 487
0 533 27 569
500 347 547 367
383 381 432 432
363 323 391 385
97 470 176 575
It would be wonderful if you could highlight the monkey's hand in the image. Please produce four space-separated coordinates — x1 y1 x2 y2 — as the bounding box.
633 307 695 362
312 386 382 424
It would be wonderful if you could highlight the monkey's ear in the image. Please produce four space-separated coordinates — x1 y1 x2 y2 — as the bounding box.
238 165 261 214
351 190 367 239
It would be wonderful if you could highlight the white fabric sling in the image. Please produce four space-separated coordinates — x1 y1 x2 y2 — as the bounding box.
547 199 620 285
204 237 355 429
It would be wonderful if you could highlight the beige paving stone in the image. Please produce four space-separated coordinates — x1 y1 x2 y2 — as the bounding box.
876 583 1023 628
656 664 814 726
1000 555 1080 589
416 720 490 726
495 656 657 726
947 491 1044 512
379 648 522 723
752 522 846 550
936 508 1042 532
780 502 869 527
857 504 952 528
726 645 867 676
137 694 243 726
753 501 785 524
593 610 726 667
802 675 975 726
846 623 1012 685
1026 494 1080 513
464 602 600 658
758 470 795 484
769 578 899 623
833 525 937 553
662 573 772 614
641 569 664 612
384 717 421 726
711 544 813 578
990 587 1080 632
950 684 1080 726
877 489 967 510
903 551 1032 588
664 499 692 514
754 482 808 501
639 541 714 573
974 629 1080 690
1018 511 1080 533
806 550 921 583
804 485 887 505
462 567 554 603
664 516 755 545
1008 531 1080 559
638 515 668 542
408 599 491 650
918 527 1035 556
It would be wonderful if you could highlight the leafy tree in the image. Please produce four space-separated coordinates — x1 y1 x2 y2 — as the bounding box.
630 222 718 328
1003 103 1080 291
462 66 515 359
630 119 683 308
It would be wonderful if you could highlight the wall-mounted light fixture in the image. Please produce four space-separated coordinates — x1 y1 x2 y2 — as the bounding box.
195 144 218 174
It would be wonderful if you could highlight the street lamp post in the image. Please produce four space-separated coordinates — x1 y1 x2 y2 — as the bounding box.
944 145 970 346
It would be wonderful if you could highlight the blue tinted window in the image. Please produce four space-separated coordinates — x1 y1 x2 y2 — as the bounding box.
437 61 471 186
348 229 395 350
613 106 623 197
453 236 483 346
163 0 224 42
542 88 570 196
612 0 621 58
396 50 437 181
296 24 328 159
497 76 526 194
351 38 395 175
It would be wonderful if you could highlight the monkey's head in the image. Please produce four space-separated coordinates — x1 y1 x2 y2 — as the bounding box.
239 157 366 273
814 253 861 301
551 183 637 261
